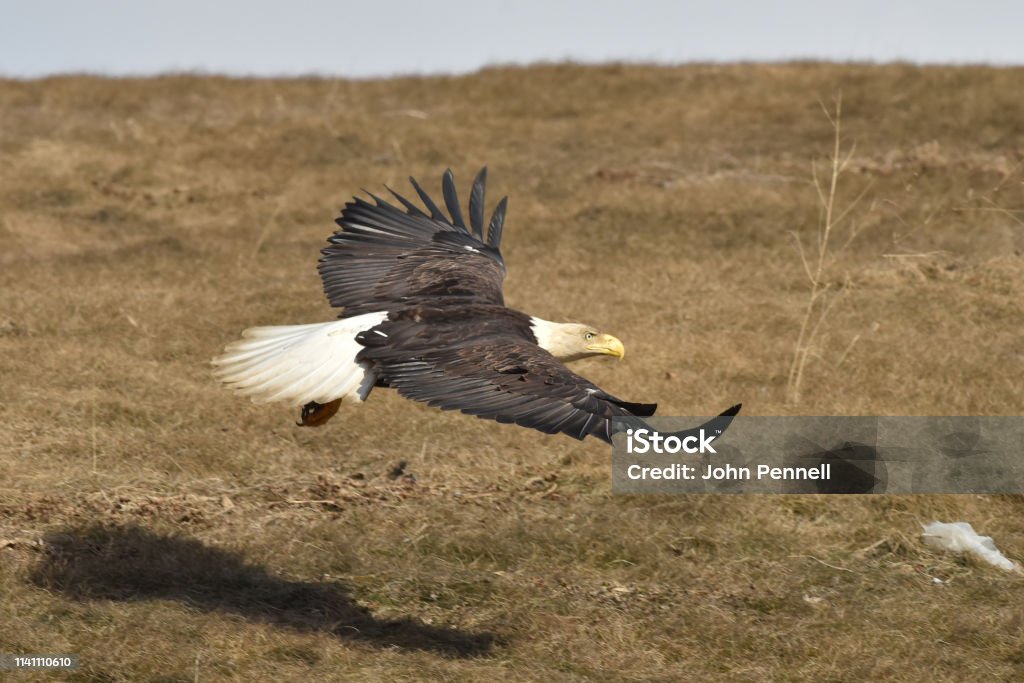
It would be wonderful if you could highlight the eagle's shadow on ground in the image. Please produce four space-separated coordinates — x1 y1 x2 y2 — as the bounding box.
30 524 498 658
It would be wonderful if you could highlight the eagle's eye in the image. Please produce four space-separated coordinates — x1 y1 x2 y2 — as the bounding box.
585 332 594 341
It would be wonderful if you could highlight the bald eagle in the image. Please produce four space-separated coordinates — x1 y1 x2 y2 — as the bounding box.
213 169 740 442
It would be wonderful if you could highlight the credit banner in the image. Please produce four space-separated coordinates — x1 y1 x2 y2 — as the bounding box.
610 417 1024 494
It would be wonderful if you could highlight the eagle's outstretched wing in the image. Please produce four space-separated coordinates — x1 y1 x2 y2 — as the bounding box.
319 168 509 318
357 321 740 444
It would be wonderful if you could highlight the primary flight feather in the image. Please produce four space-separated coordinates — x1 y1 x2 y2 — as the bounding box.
213 168 740 442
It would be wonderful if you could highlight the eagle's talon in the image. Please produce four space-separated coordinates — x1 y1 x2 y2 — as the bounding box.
298 399 342 427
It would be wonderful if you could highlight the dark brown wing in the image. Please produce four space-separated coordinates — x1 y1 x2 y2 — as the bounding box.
357 326 657 443
319 168 510 317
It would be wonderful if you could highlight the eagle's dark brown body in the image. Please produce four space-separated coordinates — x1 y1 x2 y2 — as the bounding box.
353 304 657 440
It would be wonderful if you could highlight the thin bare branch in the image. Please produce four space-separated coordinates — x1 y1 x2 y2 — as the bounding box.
811 161 827 208
790 231 815 285
834 333 862 369
787 92 872 406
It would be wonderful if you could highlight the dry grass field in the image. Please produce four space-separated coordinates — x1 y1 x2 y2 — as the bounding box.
1 63 1023 681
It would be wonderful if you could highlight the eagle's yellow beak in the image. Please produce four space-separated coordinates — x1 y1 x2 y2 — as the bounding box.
587 333 625 360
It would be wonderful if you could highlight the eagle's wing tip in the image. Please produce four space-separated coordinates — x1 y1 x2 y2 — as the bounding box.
723 403 742 417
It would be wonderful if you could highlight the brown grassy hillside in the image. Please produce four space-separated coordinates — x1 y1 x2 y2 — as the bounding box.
1 63 1023 681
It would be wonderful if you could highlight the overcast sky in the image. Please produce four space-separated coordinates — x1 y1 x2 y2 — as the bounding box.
2 0 1021 78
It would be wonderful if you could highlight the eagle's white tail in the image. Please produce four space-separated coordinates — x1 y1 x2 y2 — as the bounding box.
211 312 388 406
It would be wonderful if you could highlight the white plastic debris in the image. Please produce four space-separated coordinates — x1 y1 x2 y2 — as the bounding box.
922 521 1021 573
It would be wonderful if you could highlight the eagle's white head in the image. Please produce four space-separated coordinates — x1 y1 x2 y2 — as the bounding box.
529 318 625 363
